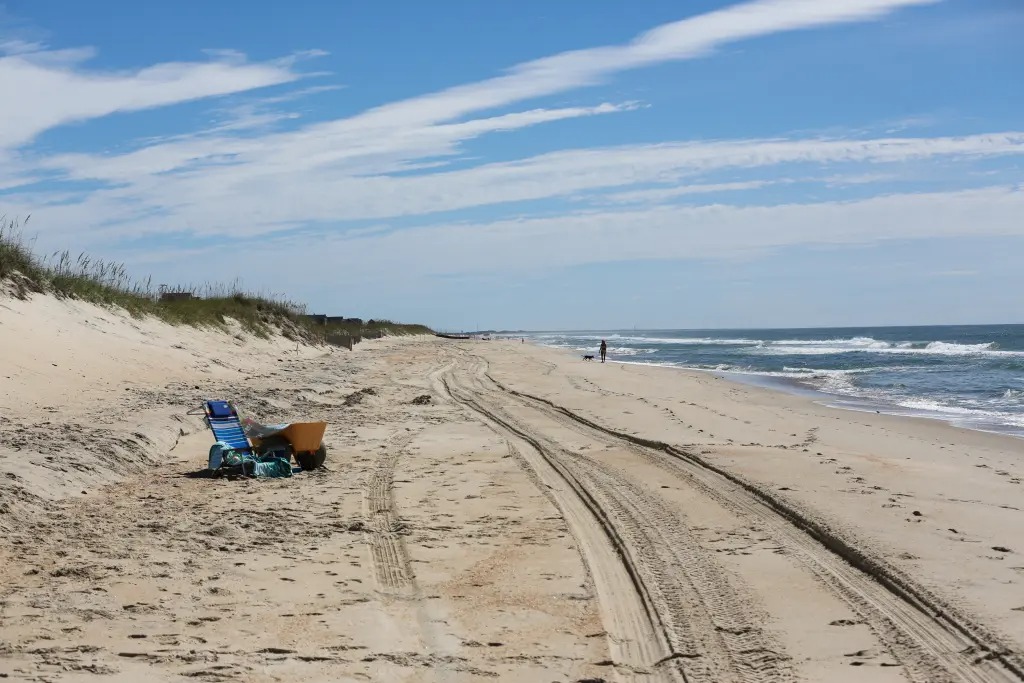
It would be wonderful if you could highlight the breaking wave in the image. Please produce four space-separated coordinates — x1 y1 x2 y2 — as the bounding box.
751 338 1020 357
524 325 1024 437
537 333 1020 357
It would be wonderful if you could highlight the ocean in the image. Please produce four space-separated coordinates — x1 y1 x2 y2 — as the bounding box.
522 325 1024 438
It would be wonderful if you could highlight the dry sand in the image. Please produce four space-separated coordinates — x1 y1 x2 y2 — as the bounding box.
1 299 1022 682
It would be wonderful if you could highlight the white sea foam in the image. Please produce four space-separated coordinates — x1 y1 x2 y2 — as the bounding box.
719 365 872 396
753 345 863 356
749 338 1022 357
921 341 998 354
608 359 684 370
604 335 760 345
608 346 657 356
572 346 656 356
771 336 887 348
627 336 761 345
533 333 760 345
891 398 1024 428
534 332 1023 358
557 351 1024 434
541 333 1021 357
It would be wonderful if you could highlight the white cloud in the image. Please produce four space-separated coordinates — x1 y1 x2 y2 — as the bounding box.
0 47 304 149
111 186 1024 290
3 0 936 160
32 101 636 186
591 181 780 204
1 0 948 231
321 185 1024 275
2 0 942 169
0 38 45 55
18 130 1021 244
7 0 1016 327
819 172 901 187
2 0 996 284
344 0 937 134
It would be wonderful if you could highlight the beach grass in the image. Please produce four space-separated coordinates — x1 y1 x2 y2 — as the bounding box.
323 319 433 337
0 216 430 340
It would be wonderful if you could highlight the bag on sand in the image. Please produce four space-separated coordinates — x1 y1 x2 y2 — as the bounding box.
253 457 293 479
209 443 292 479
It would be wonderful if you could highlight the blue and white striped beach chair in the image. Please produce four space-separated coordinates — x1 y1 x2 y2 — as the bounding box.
203 400 253 453
202 400 258 475
201 400 293 478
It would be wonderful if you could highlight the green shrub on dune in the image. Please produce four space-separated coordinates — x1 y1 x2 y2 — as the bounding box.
0 217 430 341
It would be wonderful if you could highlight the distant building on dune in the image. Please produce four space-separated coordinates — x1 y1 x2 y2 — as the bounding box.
327 316 363 325
158 290 195 302
306 314 366 327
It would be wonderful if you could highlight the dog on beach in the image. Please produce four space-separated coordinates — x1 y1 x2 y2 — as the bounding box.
582 354 594 361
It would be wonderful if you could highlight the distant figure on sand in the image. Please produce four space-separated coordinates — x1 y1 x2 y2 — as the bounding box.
600 339 607 363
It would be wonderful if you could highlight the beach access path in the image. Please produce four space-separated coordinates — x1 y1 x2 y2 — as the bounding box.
0 306 1021 682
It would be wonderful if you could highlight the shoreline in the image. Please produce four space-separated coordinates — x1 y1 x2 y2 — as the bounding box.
468 338 1024 678
721 367 1024 440
488 340 1024 610
531 342 1024 441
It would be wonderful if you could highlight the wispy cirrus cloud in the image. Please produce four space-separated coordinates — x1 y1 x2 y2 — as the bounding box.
109 185 1024 288
594 180 781 205
0 44 309 149
2 0 937 156
16 130 1022 243
1 0 995 277
4 0 940 160
340 0 939 134
0 38 45 55
30 101 637 186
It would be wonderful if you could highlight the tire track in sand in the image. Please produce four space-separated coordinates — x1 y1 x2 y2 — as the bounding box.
362 411 470 681
365 430 416 595
435 356 791 683
475 356 1023 683
429 361 674 682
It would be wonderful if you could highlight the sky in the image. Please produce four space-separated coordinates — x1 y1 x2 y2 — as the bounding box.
0 0 1022 331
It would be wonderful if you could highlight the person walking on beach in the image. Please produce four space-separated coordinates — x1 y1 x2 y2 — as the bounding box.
600 339 607 363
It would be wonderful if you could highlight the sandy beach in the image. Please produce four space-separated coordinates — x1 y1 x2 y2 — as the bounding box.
1 298 1023 682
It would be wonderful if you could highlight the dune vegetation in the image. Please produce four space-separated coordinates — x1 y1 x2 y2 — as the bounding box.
0 217 430 340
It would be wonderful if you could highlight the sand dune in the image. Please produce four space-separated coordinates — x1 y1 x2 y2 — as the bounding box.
0 294 322 519
1 303 1022 681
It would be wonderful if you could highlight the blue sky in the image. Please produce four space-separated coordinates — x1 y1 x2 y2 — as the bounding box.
1 0 1022 330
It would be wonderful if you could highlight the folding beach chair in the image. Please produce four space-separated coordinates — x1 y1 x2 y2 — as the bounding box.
200 400 295 478
201 400 257 476
203 400 254 455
